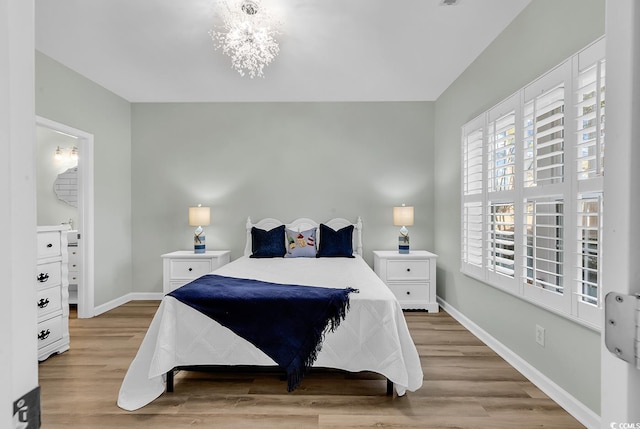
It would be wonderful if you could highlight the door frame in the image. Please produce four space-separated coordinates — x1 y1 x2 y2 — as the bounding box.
601 0 640 424
36 116 95 318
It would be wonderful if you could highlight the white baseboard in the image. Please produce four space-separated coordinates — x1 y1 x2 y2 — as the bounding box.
93 292 163 316
437 298 600 429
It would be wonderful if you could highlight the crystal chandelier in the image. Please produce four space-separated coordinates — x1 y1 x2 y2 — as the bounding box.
211 0 281 78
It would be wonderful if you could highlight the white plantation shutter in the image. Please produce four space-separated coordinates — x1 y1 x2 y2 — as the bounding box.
520 67 568 313
463 202 483 268
524 198 564 294
461 117 485 277
460 38 604 327
572 39 605 325
463 127 483 196
575 60 605 180
576 194 602 305
487 202 515 277
488 112 516 192
523 84 565 187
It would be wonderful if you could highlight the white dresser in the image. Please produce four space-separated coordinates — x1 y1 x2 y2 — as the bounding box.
36 225 70 361
373 250 439 312
161 250 231 294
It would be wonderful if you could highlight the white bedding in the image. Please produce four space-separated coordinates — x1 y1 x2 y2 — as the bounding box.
117 254 424 411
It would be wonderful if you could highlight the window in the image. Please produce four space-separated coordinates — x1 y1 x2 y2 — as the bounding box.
463 126 483 196
461 115 485 280
524 198 564 294
488 202 515 277
489 111 516 192
523 84 565 187
575 60 605 180
576 194 602 307
461 38 605 328
462 201 483 268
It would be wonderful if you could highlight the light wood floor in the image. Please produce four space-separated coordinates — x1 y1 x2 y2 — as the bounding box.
38 301 585 428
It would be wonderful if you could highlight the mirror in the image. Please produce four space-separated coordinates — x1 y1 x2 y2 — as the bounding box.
54 166 78 208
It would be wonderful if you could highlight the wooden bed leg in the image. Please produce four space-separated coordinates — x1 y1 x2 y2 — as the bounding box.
386 378 393 396
166 369 174 393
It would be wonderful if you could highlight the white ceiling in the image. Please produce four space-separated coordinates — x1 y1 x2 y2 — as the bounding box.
35 0 531 103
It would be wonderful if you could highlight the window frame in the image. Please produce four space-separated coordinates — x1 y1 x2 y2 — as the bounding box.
460 37 605 330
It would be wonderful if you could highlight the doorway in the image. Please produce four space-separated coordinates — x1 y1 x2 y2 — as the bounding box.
36 116 95 318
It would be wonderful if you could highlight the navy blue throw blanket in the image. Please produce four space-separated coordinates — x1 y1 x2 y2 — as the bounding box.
168 274 358 391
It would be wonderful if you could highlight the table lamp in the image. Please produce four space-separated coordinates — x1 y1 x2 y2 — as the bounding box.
393 204 414 254
188 204 210 254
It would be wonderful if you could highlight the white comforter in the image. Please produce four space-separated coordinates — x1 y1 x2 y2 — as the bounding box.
117 255 423 411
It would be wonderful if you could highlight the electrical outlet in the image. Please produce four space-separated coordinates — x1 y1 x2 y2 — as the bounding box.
535 325 545 347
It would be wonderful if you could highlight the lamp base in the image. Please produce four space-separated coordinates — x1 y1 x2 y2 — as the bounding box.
194 234 206 254
398 234 409 254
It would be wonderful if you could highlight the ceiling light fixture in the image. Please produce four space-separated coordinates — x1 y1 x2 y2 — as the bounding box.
210 0 281 78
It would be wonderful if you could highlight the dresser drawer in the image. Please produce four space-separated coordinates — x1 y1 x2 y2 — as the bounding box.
68 247 80 269
388 282 429 302
37 231 62 259
37 314 64 349
170 259 213 279
387 259 429 281
35 261 62 289
37 286 62 318
68 247 79 284
162 251 231 295
68 271 79 285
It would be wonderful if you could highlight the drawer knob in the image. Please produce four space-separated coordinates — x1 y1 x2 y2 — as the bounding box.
37 298 50 308
406 268 411 272
406 291 411 295
188 268 193 272
37 273 49 283
47 243 53 248
38 329 51 341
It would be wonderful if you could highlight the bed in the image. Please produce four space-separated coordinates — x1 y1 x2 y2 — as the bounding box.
117 217 423 411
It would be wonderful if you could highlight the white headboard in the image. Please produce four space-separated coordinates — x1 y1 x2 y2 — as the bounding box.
244 217 363 257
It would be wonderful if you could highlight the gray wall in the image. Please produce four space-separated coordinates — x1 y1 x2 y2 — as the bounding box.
35 51 133 306
131 102 435 293
433 0 605 414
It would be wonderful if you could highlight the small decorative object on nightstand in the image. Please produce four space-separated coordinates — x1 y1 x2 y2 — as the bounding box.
393 204 414 254
161 250 230 294
373 250 438 312
188 204 210 254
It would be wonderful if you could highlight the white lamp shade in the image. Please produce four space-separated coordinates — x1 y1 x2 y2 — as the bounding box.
188 206 210 226
393 206 414 226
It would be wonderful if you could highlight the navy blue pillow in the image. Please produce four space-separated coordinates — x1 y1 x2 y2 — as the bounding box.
250 225 286 258
317 224 355 258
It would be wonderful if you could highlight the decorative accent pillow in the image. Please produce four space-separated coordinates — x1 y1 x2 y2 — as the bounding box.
317 224 355 258
285 227 317 258
250 225 286 258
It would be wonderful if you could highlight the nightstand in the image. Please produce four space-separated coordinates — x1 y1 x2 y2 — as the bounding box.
373 250 438 312
161 250 231 294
